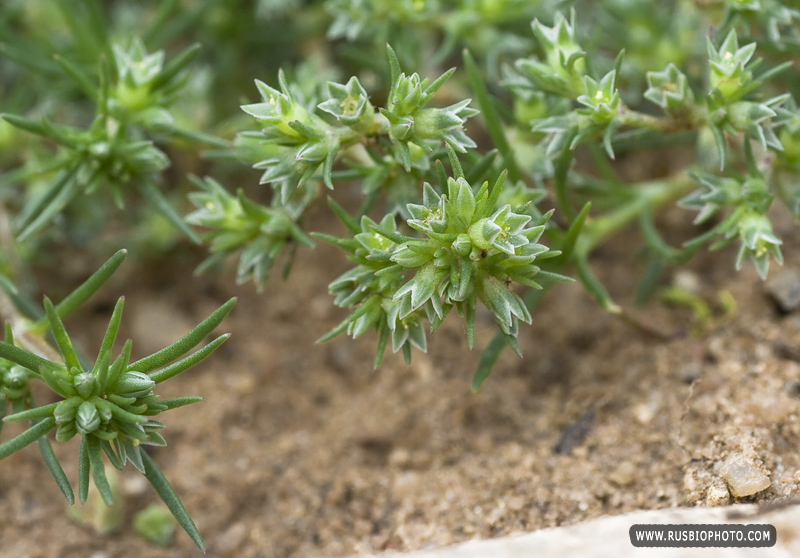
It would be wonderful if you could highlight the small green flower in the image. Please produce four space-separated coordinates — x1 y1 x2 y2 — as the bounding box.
577 70 620 123
380 60 479 163
318 76 375 133
734 211 783 279
515 10 586 98
707 30 757 101
645 63 695 114
680 173 743 224
187 175 314 291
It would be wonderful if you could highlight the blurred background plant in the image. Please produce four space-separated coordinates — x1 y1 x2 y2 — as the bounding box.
2 0 800 547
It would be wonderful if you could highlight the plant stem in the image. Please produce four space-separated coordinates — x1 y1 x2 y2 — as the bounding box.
574 171 695 258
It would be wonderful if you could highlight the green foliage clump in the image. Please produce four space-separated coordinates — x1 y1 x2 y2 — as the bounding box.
2 0 800 548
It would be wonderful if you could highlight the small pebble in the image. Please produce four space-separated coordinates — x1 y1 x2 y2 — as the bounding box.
766 269 800 313
705 478 730 506
719 454 771 497
608 461 637 487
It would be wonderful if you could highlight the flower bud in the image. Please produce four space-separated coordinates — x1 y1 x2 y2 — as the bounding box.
73 372 97 398
391 242 435 268
2 366 29 400
55 421 78 443
727 101 775 133
452 234 473 257
117 371 155 398
76 401 101 435
468 218 502 250
54 396 83 425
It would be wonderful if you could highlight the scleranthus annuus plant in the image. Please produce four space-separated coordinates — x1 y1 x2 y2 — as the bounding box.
315 151 567 367
3 0 800 549
0 250 234 551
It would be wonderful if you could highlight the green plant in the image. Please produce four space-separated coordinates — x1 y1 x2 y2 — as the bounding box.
205 1 799 387
2 0 800 549
0 250 234 551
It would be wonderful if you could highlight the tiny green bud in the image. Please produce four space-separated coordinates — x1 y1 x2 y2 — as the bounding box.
92 396 113 423
2 366 30 400
56 420 78 443
76 401 101 435
390 116 414 141
449 177 476 223
468 218 502 250
452 233 473 257
73 372 97 398
54 396 83 425
117 371 156 398
726 101 775 133
391 242 435 268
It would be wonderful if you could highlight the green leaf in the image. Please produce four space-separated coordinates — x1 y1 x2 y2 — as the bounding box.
78 435 90 503
471 332 506 392
149 42 201 92
37 436 74 504
0 341 58 376
100 439 123 469
94 298 125 377
17 166 83 241
709 124 727 171
315 318 350 344
0 113 48 137
53 54 97 100
369 224 416 244
155 396 204 411
3 402 59 423
141 450 205 551
386 44 402 97
326 196 361 235
55 250 127 323
0 416 56 460
86 436 114 506
148 333 229 384
43 297 81 371
445 143 465 179
575 257 620 313
463 49 520 182
137 178 202 244
374 324 390 369
557 202 591 263
126 298 236 374
553 145 576 221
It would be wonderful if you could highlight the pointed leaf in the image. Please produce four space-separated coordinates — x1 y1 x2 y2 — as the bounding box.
78 435 90 503
141 450 205 551
0 417 56 460
86 436 114 506
37 436 74 504
137 178 201 244
127 298 236 374
54 250 127 323
148 334 229 384
43 297 80 371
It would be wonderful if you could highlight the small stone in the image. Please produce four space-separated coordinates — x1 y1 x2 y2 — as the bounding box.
608 461 637 487
673 270 701 294
388 448 411 468
719 454 771 497
705 478 730 506
507 496 525 512
766 269 800 313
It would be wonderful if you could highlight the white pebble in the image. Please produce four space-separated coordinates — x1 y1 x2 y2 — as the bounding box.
720 454 771 497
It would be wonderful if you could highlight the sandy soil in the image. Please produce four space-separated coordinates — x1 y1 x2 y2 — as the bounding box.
1 196 799 558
